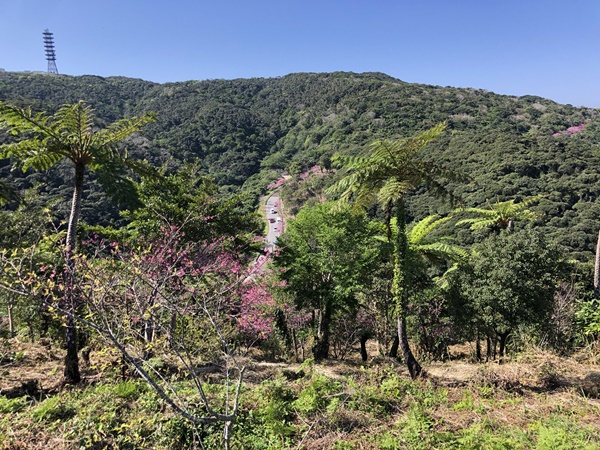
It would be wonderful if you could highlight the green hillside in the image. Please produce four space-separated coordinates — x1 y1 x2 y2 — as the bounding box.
1 70 599 258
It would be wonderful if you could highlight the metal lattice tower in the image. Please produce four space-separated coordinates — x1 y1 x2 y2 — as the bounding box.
43 29 58 74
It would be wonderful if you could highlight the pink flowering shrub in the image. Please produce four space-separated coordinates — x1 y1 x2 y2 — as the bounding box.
298 165 322 180
267 177 287 190
552 122 587 137
38 228 279 359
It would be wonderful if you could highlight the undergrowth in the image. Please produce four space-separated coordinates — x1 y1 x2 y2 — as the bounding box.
1 361 600 449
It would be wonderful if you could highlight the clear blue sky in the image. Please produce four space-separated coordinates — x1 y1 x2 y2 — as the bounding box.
2 0 599 107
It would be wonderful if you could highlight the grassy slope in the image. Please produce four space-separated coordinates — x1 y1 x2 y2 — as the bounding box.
1 340 599 449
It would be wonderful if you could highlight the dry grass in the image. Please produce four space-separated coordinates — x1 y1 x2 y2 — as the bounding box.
1 338 600 449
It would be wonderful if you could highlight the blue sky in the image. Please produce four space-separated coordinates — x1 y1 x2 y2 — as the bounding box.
2 0 599 107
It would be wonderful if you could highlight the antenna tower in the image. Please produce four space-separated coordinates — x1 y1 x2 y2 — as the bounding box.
43 29 58 74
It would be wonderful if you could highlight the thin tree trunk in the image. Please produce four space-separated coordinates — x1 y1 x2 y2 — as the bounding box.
7 301 14 337
595 230 600 299
65 163 84 257
476 332 482 362
392 201 422 379
64 315 80 383
486 335 492 361
360 334 369 362
398 316 422 379
291 329 298 362
312 300 332 361
63 162 85 385
497 331 509 363
389 334 399 358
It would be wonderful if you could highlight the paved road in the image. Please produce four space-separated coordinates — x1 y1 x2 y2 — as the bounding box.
265 194 282 251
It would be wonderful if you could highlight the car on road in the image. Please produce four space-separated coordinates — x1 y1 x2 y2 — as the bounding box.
269 218 276 223
273 226 278 232
270 209 277 214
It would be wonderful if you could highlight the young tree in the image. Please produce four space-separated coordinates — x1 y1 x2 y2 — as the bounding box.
274 201 378 361
39 228 266 449
328 123 464 378
384 214 466 359
0 101 155 383
462 228 564 359
0 190 55 336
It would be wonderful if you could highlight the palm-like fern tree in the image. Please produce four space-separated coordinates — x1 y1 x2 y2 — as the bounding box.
456 196 541 232
0 100 155 383
329 123 464 378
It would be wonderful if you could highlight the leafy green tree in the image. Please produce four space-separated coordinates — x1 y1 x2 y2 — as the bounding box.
274 202 378 361
0 189 56 336
456 195 543 358
462 228 565 359
403 215 467 279
0 100 155 383
122 163 262 250
329 123 463 378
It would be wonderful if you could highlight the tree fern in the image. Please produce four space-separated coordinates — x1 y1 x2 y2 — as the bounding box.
327 123 466 379
0 100 156 385
457 195 542 231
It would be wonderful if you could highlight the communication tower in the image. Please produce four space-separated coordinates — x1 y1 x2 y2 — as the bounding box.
43 29 58 74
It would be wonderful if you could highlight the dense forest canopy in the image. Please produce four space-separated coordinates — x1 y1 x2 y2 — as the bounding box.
1 70 599 259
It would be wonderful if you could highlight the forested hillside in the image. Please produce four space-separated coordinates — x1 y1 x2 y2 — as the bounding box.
1 70 600 258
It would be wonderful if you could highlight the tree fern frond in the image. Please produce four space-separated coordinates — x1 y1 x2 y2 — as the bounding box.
377 179 412 208
22 151 64 172
407 215 450 245
54 101 95 138
413 242 467 262
456 195 542 230
435 262 461 290
0 102 59 141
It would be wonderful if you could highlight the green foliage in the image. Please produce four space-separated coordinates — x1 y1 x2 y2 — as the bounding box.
456 194 543 232
122 162 262 249
31 397 76 422
293 374 343 415
2 362 600 449
99 380 146 400
533 418 600 450
328 123 460 212
463 228 566 344
2 71 600 260
237 378 297 449
576 299 600 336
0 396 28 413
275 201 379 359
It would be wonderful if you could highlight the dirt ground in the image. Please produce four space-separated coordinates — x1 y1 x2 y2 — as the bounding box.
2 337 600 409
